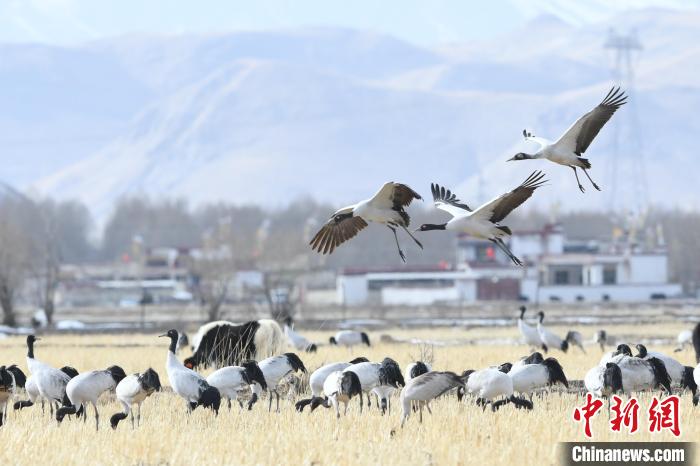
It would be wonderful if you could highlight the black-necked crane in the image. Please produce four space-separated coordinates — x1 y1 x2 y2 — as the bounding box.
319 370 364 419
110 368 162 429
329 330 370 347
160 329 221 415
463 367 533 412
14 366 77 414
417 171 547 266
296 357 369 412
283 318 317 353
24 335 77 415
508 87 627 192
400 371 464 426
607 344 672 394
635 344 685 386
342 358 404 413
584 362 624 399
508 357 568 398
56 365 127 430
309 182 423 262
207 361 267 411
518 306 546 351
252 353 307 412
536 311 568 352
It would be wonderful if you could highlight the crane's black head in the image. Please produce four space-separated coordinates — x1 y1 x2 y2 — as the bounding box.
106 365 127 385
329 336 337 345
139 368 162 392
523 352 544 365
537 311 545 323
26 335 41 358
379 357 404 388
284 352 307 373
360 332 370 346
498 362 512 374
0 366 13 389
410 361 430 379
283 316 293 327
340 371 363 398
603 363 623 394
635 344 648 358
198 386 221 414
614 343 632 357
241 361 267 390
6 365 27 389
305 343 317 353
519 306 526 318
508 152 532 162
159 329 179 353
542 358 568 388
415 223 447 232
60 366 80 379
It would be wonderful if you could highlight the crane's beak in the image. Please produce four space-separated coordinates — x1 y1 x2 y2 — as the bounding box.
34 337 42 341
506 156 516 162
158 333 168 338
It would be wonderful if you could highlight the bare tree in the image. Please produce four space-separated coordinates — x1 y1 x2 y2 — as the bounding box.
191 218 242 322
0 208 29 326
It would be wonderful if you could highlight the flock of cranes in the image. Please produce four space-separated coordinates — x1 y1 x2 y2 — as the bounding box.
310 87 627 264
1 313 697 431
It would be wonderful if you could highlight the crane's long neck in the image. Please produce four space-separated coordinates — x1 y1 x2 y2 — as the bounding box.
168 336 177 355
423 224 447 231
27 340 35 359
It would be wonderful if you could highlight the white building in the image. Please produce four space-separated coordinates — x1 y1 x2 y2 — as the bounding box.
336 223 682 306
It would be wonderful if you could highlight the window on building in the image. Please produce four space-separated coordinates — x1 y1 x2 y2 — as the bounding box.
554 270 569 284
603 266 617 285
549 265 583 285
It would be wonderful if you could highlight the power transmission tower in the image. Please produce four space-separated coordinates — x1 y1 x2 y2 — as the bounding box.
603 29 649 215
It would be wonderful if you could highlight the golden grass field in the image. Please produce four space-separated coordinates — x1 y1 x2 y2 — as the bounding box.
0 322 697 466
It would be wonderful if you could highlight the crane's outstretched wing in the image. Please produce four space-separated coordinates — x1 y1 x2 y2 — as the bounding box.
309 215 369 255
472 171 547 223
555 87 627 155
368 182 422 210
430 183 471 217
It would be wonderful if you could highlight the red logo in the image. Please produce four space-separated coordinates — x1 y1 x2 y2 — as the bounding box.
574 395 682 438
648 395 681 437
610 395 640 433
573 393 604 438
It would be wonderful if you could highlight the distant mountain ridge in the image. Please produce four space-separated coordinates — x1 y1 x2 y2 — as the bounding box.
0 8 697 220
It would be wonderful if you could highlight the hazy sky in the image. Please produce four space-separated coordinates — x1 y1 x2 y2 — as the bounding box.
2 0 698 46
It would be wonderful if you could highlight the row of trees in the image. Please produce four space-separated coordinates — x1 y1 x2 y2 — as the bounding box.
2 191 700 326
0 193 91 325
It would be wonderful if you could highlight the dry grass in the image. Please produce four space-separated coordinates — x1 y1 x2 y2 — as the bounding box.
0 323 697 466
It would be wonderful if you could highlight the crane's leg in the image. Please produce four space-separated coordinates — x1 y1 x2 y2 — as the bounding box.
93 403 99 431
401 225 423 249
571 167 585 193
268 391 273 412
275 391 280 413
490 238 523 266
387 226 406 263
582 169 601 191
137 403 141 427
